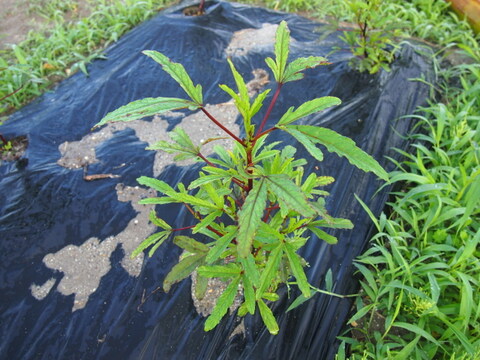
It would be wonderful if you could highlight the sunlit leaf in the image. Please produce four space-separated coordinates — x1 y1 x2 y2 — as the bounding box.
284 125 389 181
257 299 279 335
95 97 198 127
143 50 203 104
283 56 329 83
131 230 169 258
277 97 341 126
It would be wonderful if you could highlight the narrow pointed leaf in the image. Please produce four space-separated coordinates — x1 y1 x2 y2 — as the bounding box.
193 210 223 234
143 50 203 104
194 272 209 300
137 176 175 195
273 21 290 83
188 174 227 189
226 58 249 104
170 192 218 209
95 97 198 127
277 97 341 126
283 56 329 83
149 210 172 230
206 227 237 264
240 254 261 287
198 264 241 278
265 174 316 217
237 178 268 258
308 226 338 244
256 244 283 299
138 197 175 205
285 125 389 181
163 253 206 292
257 299 279 335
131 231 169 258
281 126 324 161
174 235 209 253
265 57 277 77
242 274 256 314
308 218 353 229
284 242 311 298
204 276 240 331
286 293 309 312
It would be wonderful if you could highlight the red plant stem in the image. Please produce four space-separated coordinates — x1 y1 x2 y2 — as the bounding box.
262 203 280 222
201 107 245 146
256 82 283 135
0 134 8 146
254 126 277 142
171 224 196 232
197 152 215 167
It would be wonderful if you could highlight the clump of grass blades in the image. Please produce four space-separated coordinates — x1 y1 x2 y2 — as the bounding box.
0 0 169 118
337 42 480 360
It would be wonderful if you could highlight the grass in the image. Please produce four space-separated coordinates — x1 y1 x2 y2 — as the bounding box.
1 0 479 358
0 0 170 121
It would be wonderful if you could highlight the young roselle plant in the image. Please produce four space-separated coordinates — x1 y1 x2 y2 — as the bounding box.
95 21 389 335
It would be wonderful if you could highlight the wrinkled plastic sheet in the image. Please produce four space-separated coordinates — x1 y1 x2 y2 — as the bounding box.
0 1 434 359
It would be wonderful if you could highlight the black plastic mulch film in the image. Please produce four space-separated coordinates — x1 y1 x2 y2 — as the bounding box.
0 1 434 359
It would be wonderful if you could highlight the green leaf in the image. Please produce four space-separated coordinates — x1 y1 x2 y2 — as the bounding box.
173 235 209 253
149 211 172 230
256 244 283 299
95 97 198 128
276 97 341 126
198 263 242 278
163 252 206 292
286 293 309 312
237 178 268 258
262 292 280 301
147 127 199 158
392 322 441 346
138 197 175 205
283 56 329 83
281 126 324 161
308 218 353 229
131 230 169 258
307 226 338 244
240 254 261 287
284 125 389 181
206 226 237 264
257 299 279 335
137 176 175 194
265 174 316 217
143 50 203 104
272 20 290 83
170 192 219 209
194 272 209 300
204 276 240 331
188 174 227 189
284 242 311 297
192 210 223 234
242 274 256 314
